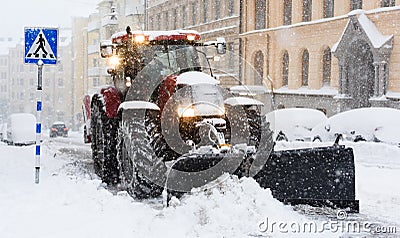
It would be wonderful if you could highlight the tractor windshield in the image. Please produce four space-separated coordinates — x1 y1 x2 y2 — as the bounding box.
125 46 212 102
136 44 208 75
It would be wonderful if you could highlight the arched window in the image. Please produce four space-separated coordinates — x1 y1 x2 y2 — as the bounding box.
302 49 309 86
203 0 207 23
284 0 292 25
255 0 266 29
323 0 334 18
322 47 331 85
303 0 312 22
351 0 362 10
254 51 264 84
282 51 289 86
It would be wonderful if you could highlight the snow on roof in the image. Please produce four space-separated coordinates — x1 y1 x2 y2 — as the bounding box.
176 71 219 86
357 14 393 48
52 121 65 125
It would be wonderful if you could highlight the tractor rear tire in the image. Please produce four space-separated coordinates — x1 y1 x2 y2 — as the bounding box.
91 98 119 184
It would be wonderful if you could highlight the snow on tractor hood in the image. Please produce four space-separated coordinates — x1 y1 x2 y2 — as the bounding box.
176 71 219 86
119 101 160 111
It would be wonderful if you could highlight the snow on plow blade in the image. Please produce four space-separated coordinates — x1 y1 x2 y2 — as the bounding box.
254 145 359 212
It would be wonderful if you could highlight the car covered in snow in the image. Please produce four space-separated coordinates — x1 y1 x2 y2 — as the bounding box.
49 122 69 137
0 123 6 142
3 113 36 146
266 108 328 141
311 107 400 143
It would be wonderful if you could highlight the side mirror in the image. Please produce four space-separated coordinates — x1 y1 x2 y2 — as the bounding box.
216 37 226 54
100 40 114 58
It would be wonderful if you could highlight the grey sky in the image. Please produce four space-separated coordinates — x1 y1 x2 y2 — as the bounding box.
0 0 100 39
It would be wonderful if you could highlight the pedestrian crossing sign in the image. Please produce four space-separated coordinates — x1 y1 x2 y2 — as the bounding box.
24 27 58 65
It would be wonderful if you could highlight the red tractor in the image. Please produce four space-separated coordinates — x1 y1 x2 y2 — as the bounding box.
83 27 359 211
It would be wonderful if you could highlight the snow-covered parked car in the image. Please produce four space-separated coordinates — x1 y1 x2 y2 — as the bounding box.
3 113 36 146
311 107 400 143
0 123 6 142
266 108 328 141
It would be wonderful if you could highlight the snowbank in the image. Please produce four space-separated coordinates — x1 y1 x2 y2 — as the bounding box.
0 141 341 238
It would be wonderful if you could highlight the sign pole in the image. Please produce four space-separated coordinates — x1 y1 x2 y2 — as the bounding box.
35 60 43 184
24 27 58 184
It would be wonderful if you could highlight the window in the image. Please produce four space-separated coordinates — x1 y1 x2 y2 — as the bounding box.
157 14 161 30
381 0 395 7
323 0 334 18
93 59 98 67
93 78 99 87
0 72 6 79
350 0 362 10
282 51 289 86
165 12 169 30
150 17 154 30
182 6 186 28
192 3 197 25
227 42 234 69
254 51 264 84
174 9 177 29
228 0 234 16
58 78 63 87
322 48 331 85
215 0 220 20
203 0 207 23
19 78 24 86
255 0 266 29
303 0 312 22
302 49 309 86
284 0 292 25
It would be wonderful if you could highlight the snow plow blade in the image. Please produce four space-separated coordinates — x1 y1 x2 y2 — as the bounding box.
254 145 359 212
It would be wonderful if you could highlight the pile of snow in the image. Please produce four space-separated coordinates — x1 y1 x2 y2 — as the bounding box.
266 108 327 141
0 141 343 238
311 107 400 143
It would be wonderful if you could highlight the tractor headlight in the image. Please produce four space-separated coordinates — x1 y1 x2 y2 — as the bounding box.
187 34 196 41
134 34 146 43
178 106 195 117
108 55 120 68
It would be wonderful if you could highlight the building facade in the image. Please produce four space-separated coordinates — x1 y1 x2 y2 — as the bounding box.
240 0 400 115
146 0 241 87
71 0 145 129
0 37 16 121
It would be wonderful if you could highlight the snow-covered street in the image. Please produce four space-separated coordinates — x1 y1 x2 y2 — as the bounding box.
0 132 399 238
